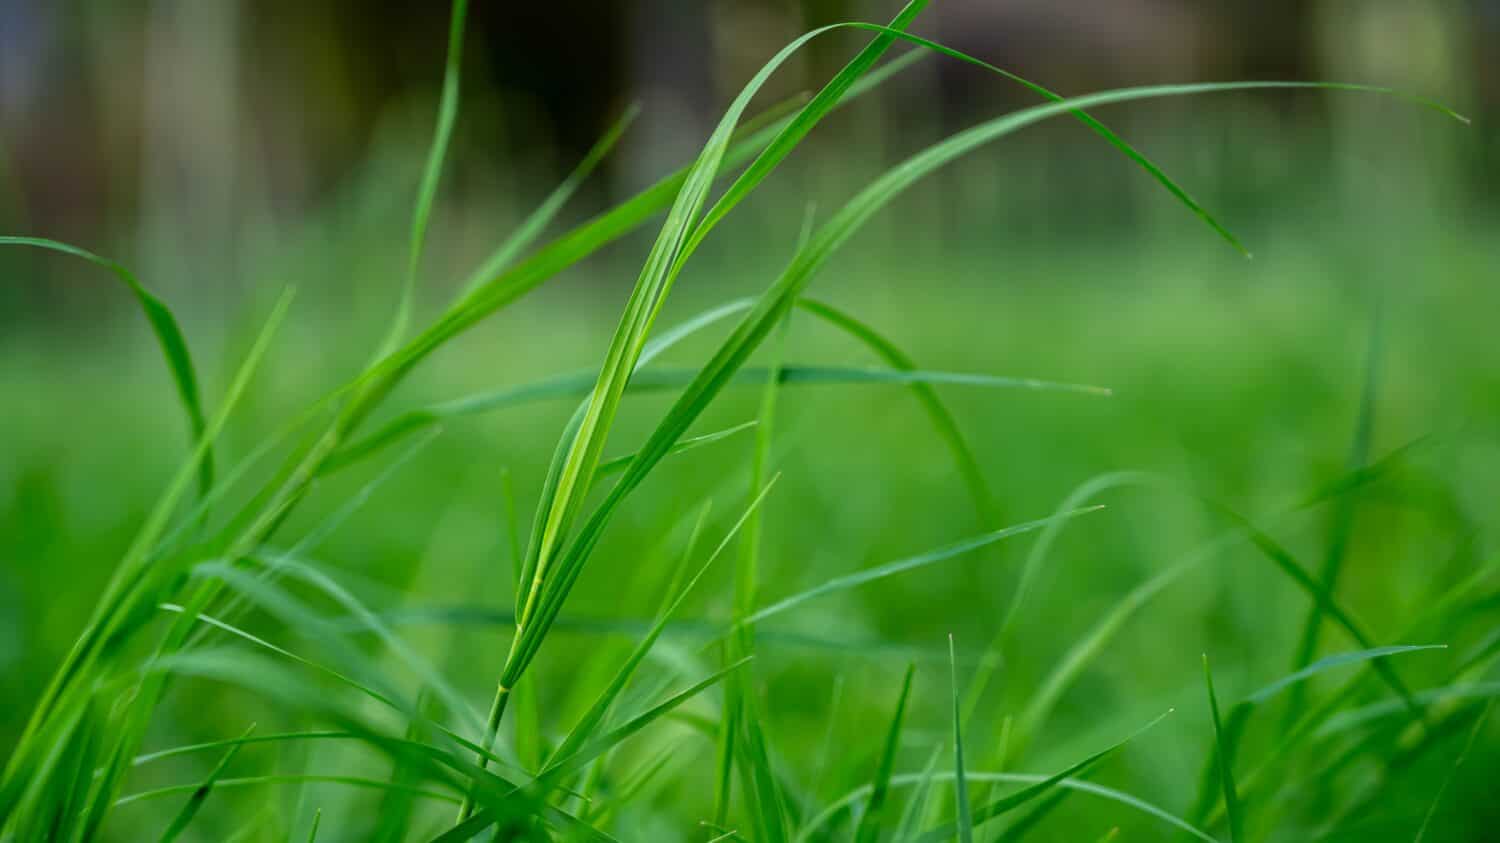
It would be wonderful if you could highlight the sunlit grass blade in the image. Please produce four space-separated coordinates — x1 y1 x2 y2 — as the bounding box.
855 664 914 843
158 722 256 843
1203 655 1243 843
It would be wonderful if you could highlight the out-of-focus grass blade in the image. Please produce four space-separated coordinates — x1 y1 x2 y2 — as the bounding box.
116 775 460 809
454 106 640 300
950 636 973 843
1207 501 1424 720
797 297 1004 524
1203 655 1243 843
158 723 256 843
1413 700 1492 843
1247 645 1447 706
0 236 212 502
383 0 469 354
744 508 1103 627
914 711 1173 843
307 808 322 843
798 771 1215 843
855 664 914 843
993 788 1072 843
1286 309 1383 728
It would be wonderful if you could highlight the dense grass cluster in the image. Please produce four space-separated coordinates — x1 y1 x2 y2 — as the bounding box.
1 1 1494 841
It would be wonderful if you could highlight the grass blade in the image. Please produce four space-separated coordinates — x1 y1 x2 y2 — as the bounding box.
1203 655 1243 843
157 723 256 843
0 236 211 503
951 636 973 843
855 664 915 843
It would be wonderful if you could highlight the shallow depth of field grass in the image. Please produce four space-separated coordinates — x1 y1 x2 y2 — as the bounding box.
2 2 1498 841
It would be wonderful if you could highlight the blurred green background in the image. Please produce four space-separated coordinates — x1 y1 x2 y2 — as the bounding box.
2 1 1499 840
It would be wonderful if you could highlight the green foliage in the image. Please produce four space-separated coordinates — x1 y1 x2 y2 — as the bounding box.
0 0 1488 841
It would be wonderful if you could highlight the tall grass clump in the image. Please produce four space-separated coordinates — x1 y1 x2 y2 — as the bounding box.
0 1 1483 841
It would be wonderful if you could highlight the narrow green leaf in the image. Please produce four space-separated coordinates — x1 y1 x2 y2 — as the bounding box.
158 723 256 843
0 236 212 503
855 664 915 843
951 635 973 843
1203 655 1243 843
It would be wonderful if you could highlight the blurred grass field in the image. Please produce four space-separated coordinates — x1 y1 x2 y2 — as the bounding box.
2 2 1499 841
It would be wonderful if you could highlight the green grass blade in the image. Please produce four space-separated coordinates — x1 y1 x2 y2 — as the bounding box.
594 421 758 479
1286 309 1383 726
454 105 640 300
1247 645 1447 706
1203 655 1243 843
545 477 778 772
744 508 1103 628
0 236 212 503
951 635 973 843
1413 700 1492 843
796 297 1004 524
385 0 469 354
157 723 256 843
915 711 1174 843
855 664 915 843
798 770 1215 843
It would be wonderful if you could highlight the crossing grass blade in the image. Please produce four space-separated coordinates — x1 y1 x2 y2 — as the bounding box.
795 297 1000 523
1412 699 1491 843
1203 655 1243 843
798 770 1216 843
914 710 1174 843
1286 308 1383 728
157 723 256 843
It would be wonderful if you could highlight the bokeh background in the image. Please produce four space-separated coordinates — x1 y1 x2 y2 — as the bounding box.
3 1 1499 840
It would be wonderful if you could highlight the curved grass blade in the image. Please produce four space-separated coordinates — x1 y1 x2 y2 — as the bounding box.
1203 655 1243 843
745 507 1103 628
797 770 1215 843
158 723 256 843
384 0 469 354
796 297 1001 523
855 663 915 843
512 76 1465 726
1247 645 1447 706
0 236 212 502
